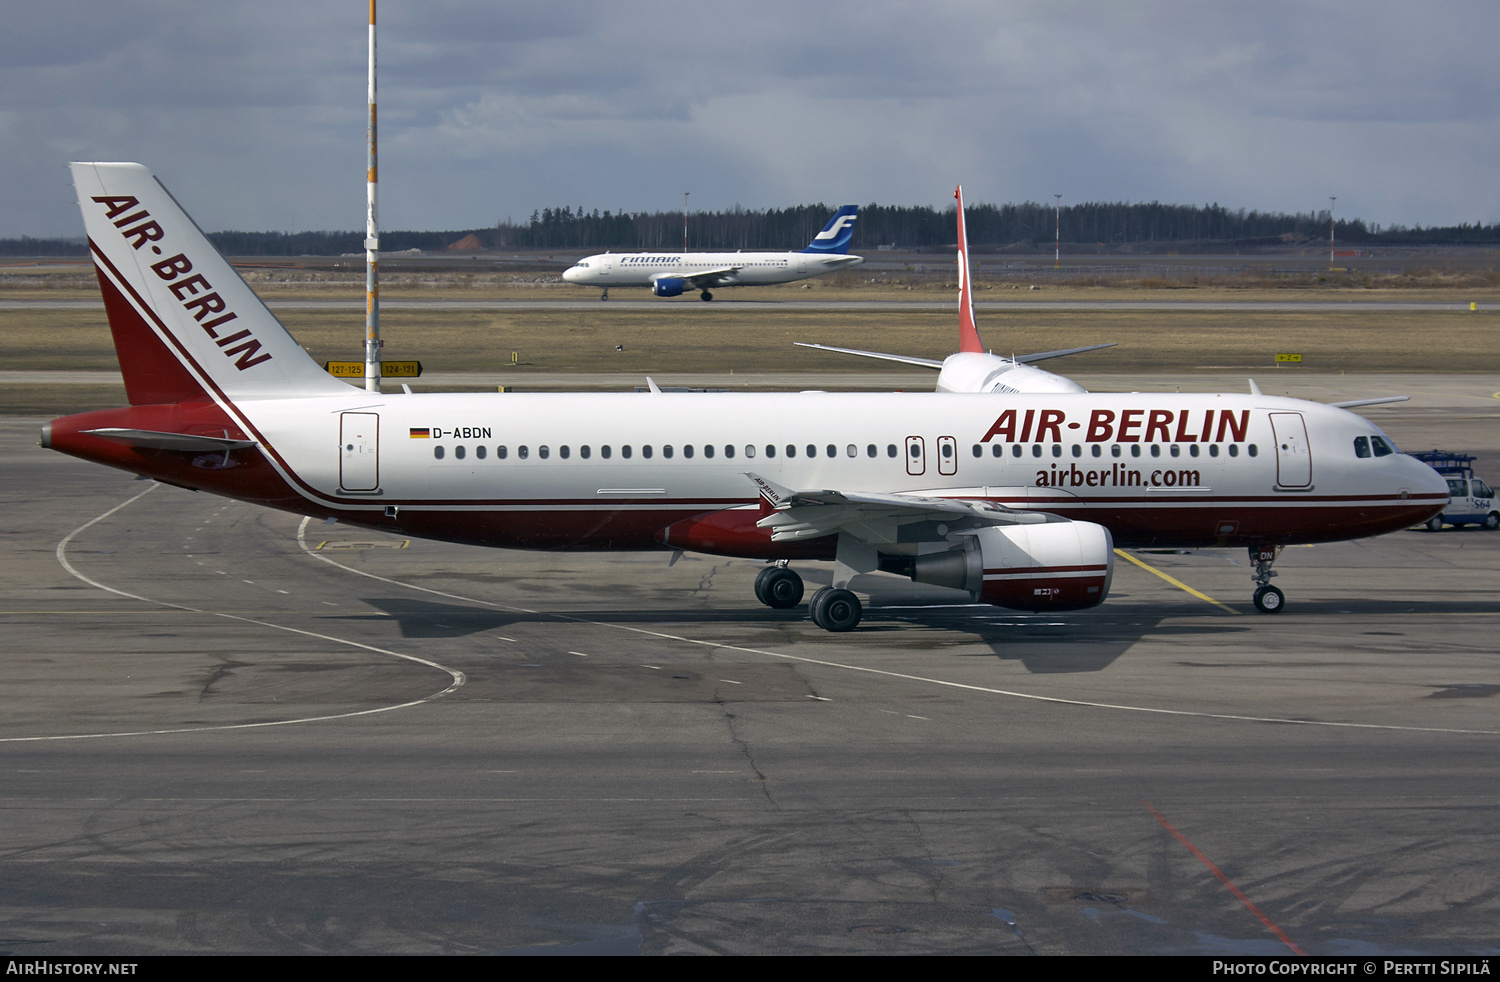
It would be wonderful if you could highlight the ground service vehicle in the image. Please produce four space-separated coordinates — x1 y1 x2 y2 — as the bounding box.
1411 450 1498 531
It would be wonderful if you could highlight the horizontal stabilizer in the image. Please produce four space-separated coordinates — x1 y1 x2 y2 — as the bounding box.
794 342 943 369
1014 343 1117 364
82 428 257 451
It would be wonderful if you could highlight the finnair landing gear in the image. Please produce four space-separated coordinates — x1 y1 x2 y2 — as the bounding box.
754 563 804 609
1250 544 1285 613
809 587 862 632
600 288 609 300
700 290 714 302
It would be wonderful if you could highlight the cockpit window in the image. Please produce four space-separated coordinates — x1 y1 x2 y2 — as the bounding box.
1370 436 1394 457
1353 436 1371 458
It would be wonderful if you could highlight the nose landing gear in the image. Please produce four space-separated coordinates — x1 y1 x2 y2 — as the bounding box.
1250 544 1285 613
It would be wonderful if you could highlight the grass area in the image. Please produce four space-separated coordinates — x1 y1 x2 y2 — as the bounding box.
7 303 1495 376
6 262 1500 303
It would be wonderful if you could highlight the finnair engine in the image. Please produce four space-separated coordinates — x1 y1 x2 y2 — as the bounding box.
650 277 686 298
899 521 1114 611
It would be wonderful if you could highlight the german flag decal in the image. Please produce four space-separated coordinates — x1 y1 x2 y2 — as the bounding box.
409 427 431 438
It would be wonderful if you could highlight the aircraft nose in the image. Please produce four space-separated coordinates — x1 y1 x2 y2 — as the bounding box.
562 267 580 282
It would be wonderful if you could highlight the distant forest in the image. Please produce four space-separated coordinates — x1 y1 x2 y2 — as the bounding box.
6 200 1499 257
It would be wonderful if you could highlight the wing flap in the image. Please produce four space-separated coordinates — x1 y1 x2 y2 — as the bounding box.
746 472 1048 544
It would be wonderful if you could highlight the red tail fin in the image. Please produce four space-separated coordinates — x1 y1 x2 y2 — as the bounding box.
955 185 984 354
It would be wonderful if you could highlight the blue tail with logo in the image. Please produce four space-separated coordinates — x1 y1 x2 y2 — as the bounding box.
801 205 859 255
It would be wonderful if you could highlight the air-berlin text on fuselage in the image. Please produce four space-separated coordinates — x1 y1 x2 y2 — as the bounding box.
981 408 1249 444
89 195 271 371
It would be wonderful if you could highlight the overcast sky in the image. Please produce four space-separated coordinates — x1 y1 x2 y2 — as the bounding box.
6 1 1498 237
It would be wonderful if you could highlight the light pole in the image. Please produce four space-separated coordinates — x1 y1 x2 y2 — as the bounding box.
1328 196 1336 270
683 192 689 252
1054 194 1061 269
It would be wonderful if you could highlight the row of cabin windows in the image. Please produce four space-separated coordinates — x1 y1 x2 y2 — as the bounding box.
433 441 1257 462
434 443 902 462
970 442 1256 459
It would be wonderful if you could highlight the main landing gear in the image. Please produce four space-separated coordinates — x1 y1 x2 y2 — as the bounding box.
700 290 714 302
754 563 804 609
1250 543 1285 613
752 552 867 633
808 587 862 632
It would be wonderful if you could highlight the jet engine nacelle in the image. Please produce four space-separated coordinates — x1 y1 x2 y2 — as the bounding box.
909 521 1114 611
651 277 686 298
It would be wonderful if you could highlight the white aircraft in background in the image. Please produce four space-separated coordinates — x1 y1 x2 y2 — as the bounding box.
561 205 863 301
45 163 1446 632
798 185 1114 394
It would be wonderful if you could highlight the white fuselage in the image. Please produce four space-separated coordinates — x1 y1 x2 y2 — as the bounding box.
562 250 864 289
57 387 1443 556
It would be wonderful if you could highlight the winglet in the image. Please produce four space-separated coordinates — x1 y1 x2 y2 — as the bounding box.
746 472 794 516
955 186 984 354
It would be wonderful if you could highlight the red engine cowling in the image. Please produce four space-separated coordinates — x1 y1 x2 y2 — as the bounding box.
910 521 1114 611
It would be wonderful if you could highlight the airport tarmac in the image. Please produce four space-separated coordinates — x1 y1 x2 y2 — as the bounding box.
2 391 1498 956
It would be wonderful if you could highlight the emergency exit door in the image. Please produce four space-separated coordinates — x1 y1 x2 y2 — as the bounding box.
339 412 380 491
1270 412 1311 487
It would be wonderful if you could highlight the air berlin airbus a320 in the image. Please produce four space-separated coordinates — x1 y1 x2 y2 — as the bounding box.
43 163 1446 631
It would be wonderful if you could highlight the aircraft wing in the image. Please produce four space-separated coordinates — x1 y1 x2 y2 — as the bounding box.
747 472 1048 543
680 266 743 288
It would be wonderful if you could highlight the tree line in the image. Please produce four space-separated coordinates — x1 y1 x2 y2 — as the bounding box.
4 201 1498 256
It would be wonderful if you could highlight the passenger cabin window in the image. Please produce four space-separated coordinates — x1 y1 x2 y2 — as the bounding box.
455 445 465 460
434 445 445 460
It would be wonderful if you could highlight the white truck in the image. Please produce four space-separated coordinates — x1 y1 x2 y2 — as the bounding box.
1412 451 1498 531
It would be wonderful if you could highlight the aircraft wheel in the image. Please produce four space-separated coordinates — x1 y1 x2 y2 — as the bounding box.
810 587 862 632
700 290 714 302
1484 512 1499 531
1425 515 1444 532
756 566 804 609
1253 585 1285 614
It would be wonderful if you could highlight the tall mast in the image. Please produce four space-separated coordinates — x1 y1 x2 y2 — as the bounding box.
364 0 381 393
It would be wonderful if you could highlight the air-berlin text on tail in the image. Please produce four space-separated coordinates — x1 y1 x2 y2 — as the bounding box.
981 408 1250 444
89 194 271 371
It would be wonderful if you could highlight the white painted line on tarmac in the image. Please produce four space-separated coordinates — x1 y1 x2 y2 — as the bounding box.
8 488 467 745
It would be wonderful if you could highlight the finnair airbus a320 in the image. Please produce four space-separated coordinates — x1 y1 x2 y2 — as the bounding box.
45 163 1446 631
561 205 863 301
